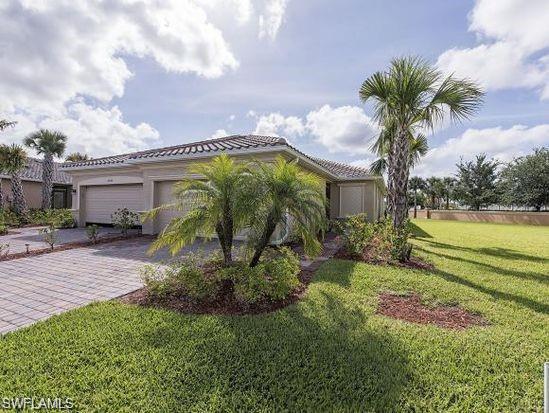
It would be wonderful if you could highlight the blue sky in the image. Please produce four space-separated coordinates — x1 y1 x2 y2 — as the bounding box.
1 0 548 176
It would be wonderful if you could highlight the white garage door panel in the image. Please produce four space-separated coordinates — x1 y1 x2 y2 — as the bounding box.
85 184 144 224
155 181 189 232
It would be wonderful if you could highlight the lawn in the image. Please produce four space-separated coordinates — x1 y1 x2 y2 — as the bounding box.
0 220 547 411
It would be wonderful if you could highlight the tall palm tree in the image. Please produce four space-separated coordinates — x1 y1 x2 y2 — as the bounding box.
0 144 29 216
24 129 67 209
359 56 483 233
65 152 90 162
0 119 16 210
247 157 326 267
425 177 445 209
369 133 429 176
408 176 426 218
442 177 456 209
144 154 253 266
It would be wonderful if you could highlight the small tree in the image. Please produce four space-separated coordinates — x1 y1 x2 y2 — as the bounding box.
247 157 326 267
112 208 139 236
40 224 59 250
441 177 457 209
454 154 500 210
86 224 100 244
499 147 548 211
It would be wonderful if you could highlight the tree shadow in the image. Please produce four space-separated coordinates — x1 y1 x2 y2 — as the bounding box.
428 266 549 315
419 239 548 264
409 222 432 238
132 291 411 411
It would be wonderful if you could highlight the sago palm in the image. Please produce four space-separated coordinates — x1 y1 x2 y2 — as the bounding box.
0 144 29 216
247 157 326 267
144 154 254 266
24 129 67 209
360 56 483 231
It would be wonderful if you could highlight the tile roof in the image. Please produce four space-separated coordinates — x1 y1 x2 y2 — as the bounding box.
1 158 72 185
61 134 376 180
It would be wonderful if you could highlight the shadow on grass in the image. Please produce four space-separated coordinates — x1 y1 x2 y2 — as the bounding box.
409 222 432 238
137 290 410 411
419 239 548 264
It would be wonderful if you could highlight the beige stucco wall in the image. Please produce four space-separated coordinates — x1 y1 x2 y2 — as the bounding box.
1 179 47 209
413 209 549 225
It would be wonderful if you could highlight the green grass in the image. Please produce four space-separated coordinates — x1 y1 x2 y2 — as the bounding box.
1 220 548 412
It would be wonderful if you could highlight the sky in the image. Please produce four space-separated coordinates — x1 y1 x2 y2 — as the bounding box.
0 0 548 177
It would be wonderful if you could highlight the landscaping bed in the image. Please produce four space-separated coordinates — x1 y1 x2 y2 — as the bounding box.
0 233 146 261
376 292 488 329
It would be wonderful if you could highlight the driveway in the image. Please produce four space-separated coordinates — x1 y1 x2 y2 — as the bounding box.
0 236 221 335
0 226 139 255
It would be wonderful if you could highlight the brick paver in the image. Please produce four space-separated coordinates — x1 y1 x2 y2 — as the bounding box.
0 237 219 335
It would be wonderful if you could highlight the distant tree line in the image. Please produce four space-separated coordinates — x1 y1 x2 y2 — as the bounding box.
408 147 548 213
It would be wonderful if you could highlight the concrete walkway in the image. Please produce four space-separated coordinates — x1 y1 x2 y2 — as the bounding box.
0 237 219 335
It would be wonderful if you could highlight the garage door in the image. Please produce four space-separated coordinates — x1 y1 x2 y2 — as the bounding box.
84 184 144 224
155 181 191 233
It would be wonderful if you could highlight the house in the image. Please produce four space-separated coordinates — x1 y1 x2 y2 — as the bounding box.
0 158 72 209
61 135 385 235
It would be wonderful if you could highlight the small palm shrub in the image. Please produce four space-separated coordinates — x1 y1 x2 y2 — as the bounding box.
112 208 139 236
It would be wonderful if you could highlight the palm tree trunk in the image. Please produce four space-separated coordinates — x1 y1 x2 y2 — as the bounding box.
250 211 278 267
42 153 54 209
386 140 395 217
413 188 417 218
0 178 3 210
216 214 234 266
391 130 410 230
10 172 28 217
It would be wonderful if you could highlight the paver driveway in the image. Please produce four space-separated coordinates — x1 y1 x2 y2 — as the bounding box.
0 237 220 335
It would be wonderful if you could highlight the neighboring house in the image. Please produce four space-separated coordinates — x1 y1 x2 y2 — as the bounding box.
0 158 73 210
61 135 385 235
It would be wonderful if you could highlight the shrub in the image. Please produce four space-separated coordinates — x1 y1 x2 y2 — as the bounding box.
0 243 9 258
334 214 412 263
262 247 301 300
221 263 268 304
0 209 20 227
0 224 7 236
86 224 100 244
40 224 59 250
112 208 139 236
29 209 75 228
140 256 221 301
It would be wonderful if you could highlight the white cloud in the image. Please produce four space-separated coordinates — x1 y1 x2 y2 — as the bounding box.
0 102 160 159
211 128 229 139
305 105 379 154
437 0 549 99
258 0 289 40
413 124 549 176
252 112 304 138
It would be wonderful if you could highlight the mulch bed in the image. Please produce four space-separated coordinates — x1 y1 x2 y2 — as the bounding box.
119 266 316 316
376 292 488 330
334 248 435 271
0 234 148 262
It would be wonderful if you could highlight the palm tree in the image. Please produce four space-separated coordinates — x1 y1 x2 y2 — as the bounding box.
369 134 428 176
144 154 253 266
442 177 456 209
65 152 90 162
359 56 483 233
24 129 67 209
0 119 16 210
425 177 445 209
0 144 29 216
408 176 426 218
247 157 326 267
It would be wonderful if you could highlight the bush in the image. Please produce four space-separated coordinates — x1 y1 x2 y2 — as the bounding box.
334 214 412 263
86 224 100 243
140 256 221 301
29 209 75 228
112 208 139 236
40 224 59 250
0 209 20 227
262 247 301 300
